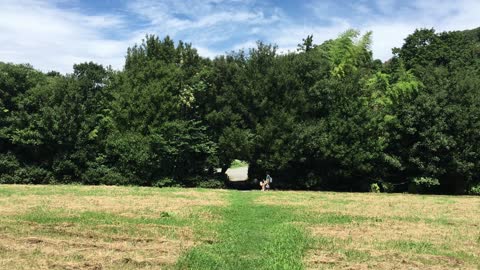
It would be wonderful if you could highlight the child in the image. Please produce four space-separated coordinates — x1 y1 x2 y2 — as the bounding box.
259 180 267 191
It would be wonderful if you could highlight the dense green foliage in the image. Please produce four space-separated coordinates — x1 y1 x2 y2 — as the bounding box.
1 28 480 194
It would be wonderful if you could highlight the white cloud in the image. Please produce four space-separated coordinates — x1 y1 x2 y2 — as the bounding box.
231 40 259 53
0 0 479 73
278 0 480 61
128 0 283 51
364 0 480 60
0 0 129 73
363 23 417 60
195 46 223 59
127 0 278 33
279 21 350 45
84 15 126 28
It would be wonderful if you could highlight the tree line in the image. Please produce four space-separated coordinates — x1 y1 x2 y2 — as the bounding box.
1 27 479 194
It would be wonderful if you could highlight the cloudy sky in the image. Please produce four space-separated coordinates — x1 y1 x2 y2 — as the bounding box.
1 0 479 73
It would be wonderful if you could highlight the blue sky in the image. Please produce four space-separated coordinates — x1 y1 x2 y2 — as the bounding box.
1 0 479 73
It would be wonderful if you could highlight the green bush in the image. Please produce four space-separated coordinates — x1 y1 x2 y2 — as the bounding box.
0 173 16 184
381 182 395 193
0 153 20 183
197 179 226 189
153 177 179 188
83 165 128 186
370 183 381 193
12 166 54 184
52 159 79 183
469 185 480 195
409 177 440 194
413 177 440 187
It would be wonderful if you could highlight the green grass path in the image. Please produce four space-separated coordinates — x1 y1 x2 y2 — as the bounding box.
176 191 309 270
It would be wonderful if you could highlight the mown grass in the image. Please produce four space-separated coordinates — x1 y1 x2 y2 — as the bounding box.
256 191 480 269
0 185 225 269
0 185 479 269
176 191 310 270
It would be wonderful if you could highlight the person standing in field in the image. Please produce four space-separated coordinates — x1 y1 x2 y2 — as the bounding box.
265 172 272 190
258 173 273 191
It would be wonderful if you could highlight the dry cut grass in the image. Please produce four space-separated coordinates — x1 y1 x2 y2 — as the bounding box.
0 185 226 270
1 185 479 269
257 191 480 269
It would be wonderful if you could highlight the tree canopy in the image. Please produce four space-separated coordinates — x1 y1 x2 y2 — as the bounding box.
1 28 480 194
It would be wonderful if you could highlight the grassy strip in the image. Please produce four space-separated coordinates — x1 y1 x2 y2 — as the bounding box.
176 191 310 270
19 207 185 226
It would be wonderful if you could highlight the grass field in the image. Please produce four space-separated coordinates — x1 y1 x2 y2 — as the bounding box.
0 185 479 269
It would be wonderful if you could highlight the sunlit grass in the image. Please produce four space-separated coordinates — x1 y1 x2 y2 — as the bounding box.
0 185 478 269
256 191 480 269
0 185 225 269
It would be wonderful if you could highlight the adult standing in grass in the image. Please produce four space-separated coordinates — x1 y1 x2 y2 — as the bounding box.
265 172 272 190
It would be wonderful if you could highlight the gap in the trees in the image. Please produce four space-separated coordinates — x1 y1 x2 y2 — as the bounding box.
225 159 249 182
